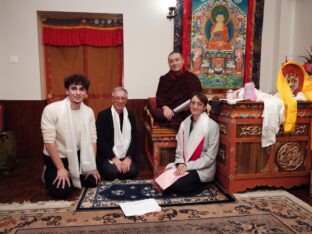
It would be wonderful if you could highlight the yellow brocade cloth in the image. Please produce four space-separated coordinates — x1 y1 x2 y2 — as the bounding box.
276 61 312 148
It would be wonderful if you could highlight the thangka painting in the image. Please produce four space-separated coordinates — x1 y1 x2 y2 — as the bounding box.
187 0 255 89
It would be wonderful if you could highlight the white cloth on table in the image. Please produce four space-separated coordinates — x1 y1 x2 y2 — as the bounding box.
237 88 284 148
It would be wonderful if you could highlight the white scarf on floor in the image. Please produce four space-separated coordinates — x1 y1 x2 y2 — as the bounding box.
111 106 131 159
62 97 96 188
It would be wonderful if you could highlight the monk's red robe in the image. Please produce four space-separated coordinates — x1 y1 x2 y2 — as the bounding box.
150 69 202 130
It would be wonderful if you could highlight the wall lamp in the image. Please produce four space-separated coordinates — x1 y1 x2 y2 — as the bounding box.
167 6 177 19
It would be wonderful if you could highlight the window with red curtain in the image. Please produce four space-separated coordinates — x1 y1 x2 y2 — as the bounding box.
40 14 123 116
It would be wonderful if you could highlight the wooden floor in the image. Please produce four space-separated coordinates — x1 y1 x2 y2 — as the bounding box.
0 154 312 206
0 154 153 203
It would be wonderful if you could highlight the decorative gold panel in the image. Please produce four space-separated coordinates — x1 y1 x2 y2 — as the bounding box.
217 143 227 166
239 125 262 137
218 123 227 135
277 124 308 136
218 148 226 160
276 142 304 171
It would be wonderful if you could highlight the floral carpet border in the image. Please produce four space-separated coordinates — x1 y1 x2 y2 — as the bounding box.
2 190 312 233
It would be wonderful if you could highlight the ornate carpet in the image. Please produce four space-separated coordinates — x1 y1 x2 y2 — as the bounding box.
76 179 234 210
1 190 312 233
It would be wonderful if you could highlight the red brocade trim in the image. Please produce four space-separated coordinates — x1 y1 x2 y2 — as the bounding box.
182 0 191 68
43 26 123 47
244 0 255 83
189 137 205 161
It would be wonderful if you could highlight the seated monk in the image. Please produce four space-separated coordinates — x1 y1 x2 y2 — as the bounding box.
149 51 202 130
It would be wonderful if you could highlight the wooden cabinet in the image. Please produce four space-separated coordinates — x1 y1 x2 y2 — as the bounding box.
210 101 312 193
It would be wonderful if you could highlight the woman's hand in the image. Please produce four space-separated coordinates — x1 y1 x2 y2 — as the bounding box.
176 163 187 175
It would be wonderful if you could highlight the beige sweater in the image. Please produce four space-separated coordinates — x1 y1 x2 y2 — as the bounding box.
41 100 97 158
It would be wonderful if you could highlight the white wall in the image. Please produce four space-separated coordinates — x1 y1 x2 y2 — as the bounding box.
260 0 312 93
259 0 281 93
0 0 174 100
0 0 311 99
292 0 312 64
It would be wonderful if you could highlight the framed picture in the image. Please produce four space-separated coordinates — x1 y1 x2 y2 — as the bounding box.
174 0 263 90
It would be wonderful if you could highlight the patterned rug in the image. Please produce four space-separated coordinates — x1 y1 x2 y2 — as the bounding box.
1 190 312 233
76 179 234 210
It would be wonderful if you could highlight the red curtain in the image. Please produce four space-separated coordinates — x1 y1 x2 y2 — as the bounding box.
182 0 192 69
42 18 123 47
42 17 124 115
43 26 123 47
244 0 255 83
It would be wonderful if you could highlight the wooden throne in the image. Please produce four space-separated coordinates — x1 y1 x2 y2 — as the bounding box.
144 97 177 176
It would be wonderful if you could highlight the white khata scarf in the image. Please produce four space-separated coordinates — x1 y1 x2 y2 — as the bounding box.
111 106 131 159
165 112 209 170
180 112 209 162
62 97 96 188
236 88 285 147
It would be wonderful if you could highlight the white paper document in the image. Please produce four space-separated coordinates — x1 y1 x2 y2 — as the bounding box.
119 198 161 216
173 99 190 113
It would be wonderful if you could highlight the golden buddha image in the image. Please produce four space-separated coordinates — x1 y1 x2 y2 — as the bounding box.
206 5 232 51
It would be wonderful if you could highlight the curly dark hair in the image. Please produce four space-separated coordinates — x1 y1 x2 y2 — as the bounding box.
64 74 90 90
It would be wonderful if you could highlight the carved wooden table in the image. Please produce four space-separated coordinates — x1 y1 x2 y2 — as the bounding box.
210 101 312 193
